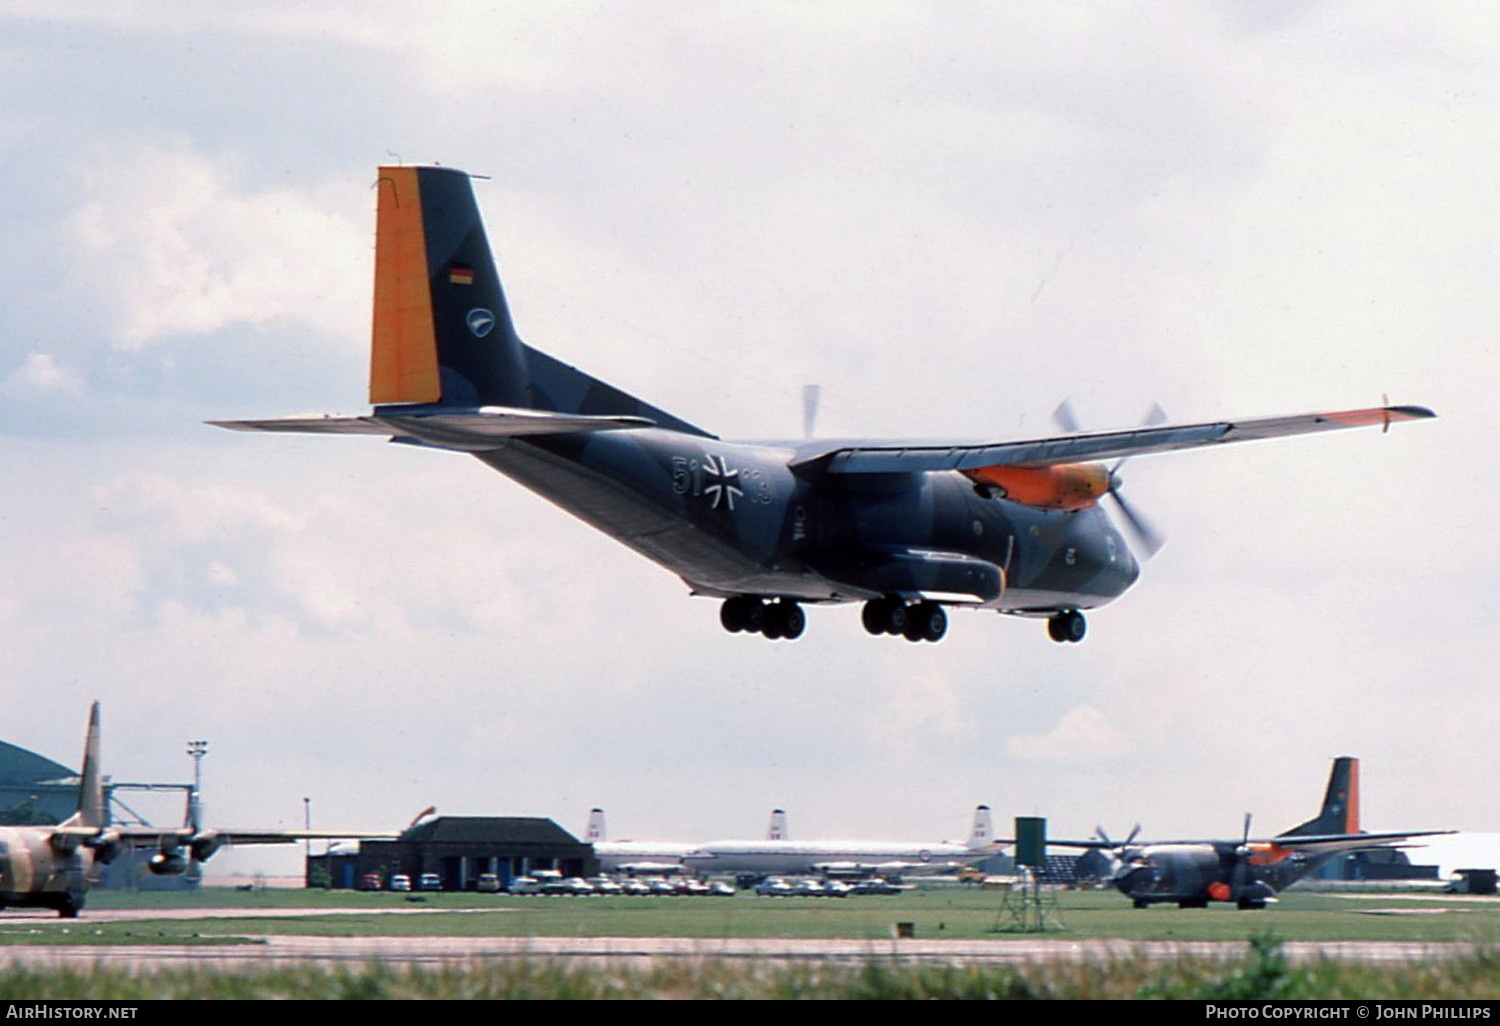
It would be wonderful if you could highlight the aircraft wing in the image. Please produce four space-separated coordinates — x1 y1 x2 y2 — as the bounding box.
58 825 395 846
798 404 1435 474
1260 830 1455 856
1046 829 1453 852
209 406 656 452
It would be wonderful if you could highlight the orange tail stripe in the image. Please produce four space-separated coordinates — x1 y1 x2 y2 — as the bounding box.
370 167 441 406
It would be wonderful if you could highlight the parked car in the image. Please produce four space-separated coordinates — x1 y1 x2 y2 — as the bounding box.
507 876 542 895
418 873 442 891
359 872 383 891
847 878 903 895
389 874 412 892
475 873 502 893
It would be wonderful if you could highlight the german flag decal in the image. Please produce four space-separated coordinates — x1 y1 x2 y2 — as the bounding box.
449 263 474 285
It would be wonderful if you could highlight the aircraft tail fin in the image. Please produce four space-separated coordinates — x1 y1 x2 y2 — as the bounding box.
585 808 605 843
368 166 710 436
64 702 106 830
767 809 788 841
969 805 994 848
1280 756 1359 837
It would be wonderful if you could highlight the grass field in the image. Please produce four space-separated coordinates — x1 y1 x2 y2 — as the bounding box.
4 884 1491 946
2 887 1496 998
0 947 1495 1000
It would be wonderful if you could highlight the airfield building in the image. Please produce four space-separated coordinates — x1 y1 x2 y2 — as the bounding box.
311 816 597 890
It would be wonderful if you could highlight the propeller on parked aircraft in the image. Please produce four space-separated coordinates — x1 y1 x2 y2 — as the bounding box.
1094 823 1142 850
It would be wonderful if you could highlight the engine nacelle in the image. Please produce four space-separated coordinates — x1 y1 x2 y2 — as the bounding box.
189 831 224 862
148 850 190 875
85 829 124 865
962 463 1111 511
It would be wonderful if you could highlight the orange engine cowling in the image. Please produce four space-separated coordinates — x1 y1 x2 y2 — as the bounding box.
962 463 1111 511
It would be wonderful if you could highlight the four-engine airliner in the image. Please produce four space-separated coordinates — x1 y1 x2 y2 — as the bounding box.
212 164 1434 643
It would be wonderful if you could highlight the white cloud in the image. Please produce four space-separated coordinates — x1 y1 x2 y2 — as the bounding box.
2 353 82 394
69 145 366 349
1006 706 1135 763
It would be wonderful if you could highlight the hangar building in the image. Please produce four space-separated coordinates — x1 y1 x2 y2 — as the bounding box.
312 816 597 890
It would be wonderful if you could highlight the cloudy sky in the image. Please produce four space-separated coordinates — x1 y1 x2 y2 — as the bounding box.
0 2 1493 876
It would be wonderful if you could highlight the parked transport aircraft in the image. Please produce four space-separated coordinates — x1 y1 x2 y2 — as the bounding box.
583 808 697 875
680 805 997 878
214 165 1434 643
585 807 792 874
0 705 390 917
1054 758 1451 909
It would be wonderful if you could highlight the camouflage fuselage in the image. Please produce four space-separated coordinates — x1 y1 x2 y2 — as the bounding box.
1113 843 1320 905
477 428 1140 613
0 827 94 912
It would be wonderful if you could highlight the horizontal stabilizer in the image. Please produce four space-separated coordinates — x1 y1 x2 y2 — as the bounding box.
804 405 1436 475
209 406 655 451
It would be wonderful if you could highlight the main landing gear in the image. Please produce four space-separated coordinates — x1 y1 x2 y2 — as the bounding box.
861 597 947 643
720 596 805 641
1046 609 1086 644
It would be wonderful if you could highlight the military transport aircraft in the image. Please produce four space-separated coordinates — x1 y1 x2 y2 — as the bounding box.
1 704 390 917
1055 757 1451 910
212 165 1434 643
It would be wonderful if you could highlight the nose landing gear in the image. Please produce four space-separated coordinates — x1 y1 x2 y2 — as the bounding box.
1047 609 1087 643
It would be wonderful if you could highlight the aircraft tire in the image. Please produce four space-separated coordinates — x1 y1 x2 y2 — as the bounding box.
919 603 947 642
55 892 83 918
720 598 749 633
861 601 887 636
1049 610 1086 643
778 603 806 640
743 599 768 633
1064 610 1086 643
884 600 908 635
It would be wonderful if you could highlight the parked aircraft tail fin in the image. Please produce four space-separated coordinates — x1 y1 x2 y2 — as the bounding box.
1280 756 1359 838
585 808 606 843
368 165 711 437
61 702 106 830
767 809 788 841
969 805 994 848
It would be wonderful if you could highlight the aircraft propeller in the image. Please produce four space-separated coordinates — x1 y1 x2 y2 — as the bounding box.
1094 823 1142 850
802 384 822 439
1054 401 1168 558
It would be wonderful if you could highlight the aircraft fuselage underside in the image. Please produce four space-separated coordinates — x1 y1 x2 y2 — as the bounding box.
472 428 1139 642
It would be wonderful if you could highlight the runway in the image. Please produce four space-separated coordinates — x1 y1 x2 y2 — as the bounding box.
0 906 1475 970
